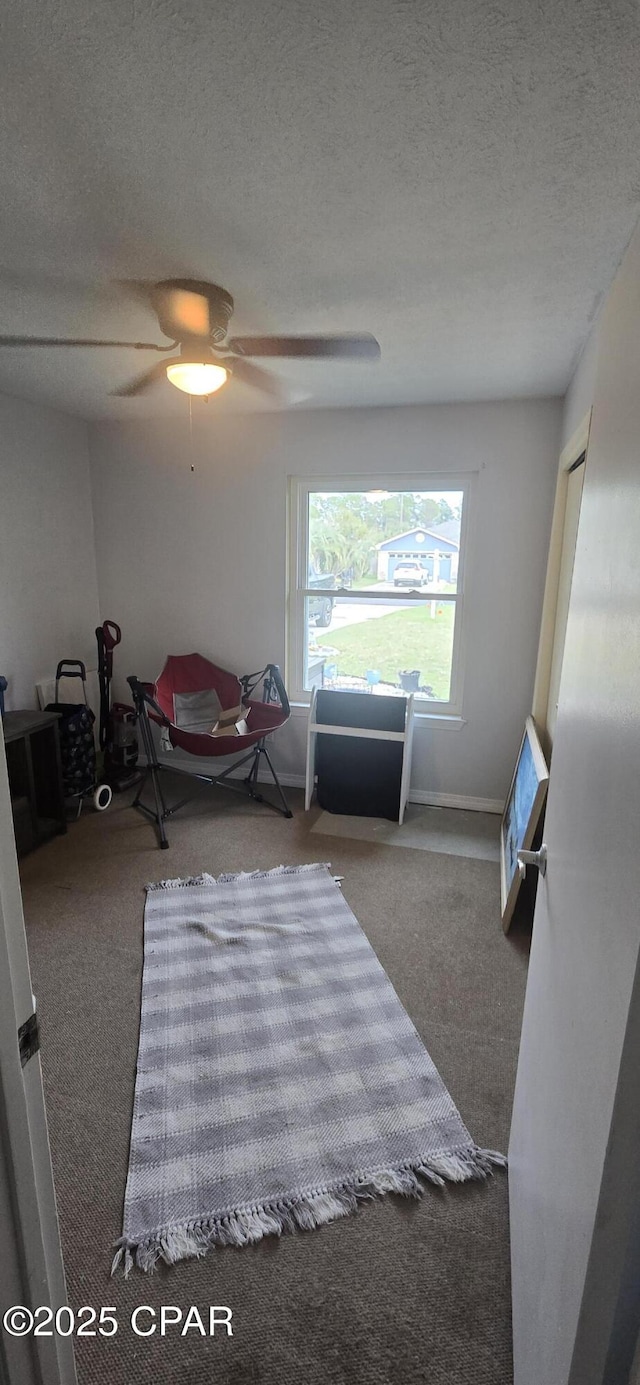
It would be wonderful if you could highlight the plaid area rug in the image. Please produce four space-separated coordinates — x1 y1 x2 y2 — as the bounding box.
113 864 505 1275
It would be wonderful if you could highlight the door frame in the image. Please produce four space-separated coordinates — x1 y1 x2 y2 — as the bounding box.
532 410 591 755
0 731 77 1385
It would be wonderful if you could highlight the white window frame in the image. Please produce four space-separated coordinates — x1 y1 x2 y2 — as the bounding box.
287 472 474 715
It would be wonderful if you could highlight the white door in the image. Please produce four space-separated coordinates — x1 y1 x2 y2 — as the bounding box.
508 230 640 1385
532 415 591 758
0 733 76 1385
544 455 585 743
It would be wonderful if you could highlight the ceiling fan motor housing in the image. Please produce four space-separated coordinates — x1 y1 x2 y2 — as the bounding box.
177 339 218 363
153 279 234 343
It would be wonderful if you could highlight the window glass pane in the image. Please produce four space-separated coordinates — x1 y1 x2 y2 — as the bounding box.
304 594 456 703
307 489 463 594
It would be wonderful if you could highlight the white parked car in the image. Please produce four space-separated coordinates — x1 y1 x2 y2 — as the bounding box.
393 561 427 587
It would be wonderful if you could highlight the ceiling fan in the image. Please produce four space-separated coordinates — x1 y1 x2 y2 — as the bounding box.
0 279 380 399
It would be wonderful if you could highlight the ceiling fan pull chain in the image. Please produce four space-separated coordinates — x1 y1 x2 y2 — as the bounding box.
188 394 195 473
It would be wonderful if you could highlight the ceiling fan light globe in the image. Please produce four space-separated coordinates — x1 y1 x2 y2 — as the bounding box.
165 361 228 396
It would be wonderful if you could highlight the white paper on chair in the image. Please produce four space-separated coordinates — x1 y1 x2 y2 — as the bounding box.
173 689 247 737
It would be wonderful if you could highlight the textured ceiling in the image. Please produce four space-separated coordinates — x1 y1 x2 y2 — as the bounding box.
0 0 639 418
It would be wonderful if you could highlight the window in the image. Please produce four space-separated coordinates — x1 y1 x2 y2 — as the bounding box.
287 475 472 713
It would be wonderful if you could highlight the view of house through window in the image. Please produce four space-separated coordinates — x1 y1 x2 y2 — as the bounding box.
290 481 468 710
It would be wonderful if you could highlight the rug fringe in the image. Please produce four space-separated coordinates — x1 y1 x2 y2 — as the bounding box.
145 872 217 891
217 863 331 884
111 1146 506 1275
146 863 331 891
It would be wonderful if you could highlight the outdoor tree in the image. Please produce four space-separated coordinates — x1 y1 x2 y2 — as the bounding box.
309 491 461 578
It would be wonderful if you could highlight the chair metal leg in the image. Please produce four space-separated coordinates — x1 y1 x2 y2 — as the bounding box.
245 744 261 796
135 703 170 848
261 744 293 818
147 764 169 849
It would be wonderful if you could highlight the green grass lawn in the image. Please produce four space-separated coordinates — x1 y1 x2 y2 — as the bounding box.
350 575 378 590
316 603 454 699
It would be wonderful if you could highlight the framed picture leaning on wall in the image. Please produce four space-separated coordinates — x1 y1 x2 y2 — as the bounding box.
500 715 549 933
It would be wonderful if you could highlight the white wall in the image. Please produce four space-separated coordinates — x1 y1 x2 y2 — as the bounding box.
89 398 561 804
0 393 99 710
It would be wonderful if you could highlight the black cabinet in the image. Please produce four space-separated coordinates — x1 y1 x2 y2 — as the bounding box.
3 711 67 856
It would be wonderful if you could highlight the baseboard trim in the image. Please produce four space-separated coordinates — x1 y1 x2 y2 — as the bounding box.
142 757 502 813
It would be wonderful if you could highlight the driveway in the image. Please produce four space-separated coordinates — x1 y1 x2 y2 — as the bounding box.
313 585 431 636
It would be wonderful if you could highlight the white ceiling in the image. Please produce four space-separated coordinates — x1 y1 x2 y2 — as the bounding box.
0 0 639 419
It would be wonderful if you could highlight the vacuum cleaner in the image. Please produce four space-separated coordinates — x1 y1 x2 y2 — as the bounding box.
95 621 140 791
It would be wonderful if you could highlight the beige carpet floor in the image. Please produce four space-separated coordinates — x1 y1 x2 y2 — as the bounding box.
19 778 530 1385
311 803 501 860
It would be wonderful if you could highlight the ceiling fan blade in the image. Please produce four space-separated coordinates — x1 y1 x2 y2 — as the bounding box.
227 333 380 360
0 335 169 349
110 359 171 397
228 356 283 399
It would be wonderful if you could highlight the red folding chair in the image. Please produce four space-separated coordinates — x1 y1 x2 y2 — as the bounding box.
127 655 292 848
